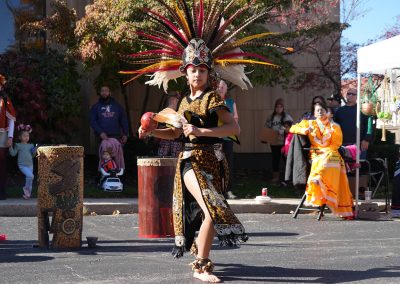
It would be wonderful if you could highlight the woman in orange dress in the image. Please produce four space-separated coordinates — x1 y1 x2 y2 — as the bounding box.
290 102 354 218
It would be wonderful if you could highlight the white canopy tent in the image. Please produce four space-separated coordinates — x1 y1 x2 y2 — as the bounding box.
355 35 400 215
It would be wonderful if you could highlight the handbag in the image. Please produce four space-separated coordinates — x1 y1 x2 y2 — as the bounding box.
259 127 278 144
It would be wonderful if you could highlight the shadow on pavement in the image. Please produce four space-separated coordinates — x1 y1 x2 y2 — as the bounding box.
247 232 299 237
0 240 54 263
217 264 400 283
0 238 174 261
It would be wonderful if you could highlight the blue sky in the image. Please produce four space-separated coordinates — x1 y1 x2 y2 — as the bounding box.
342 0 400 44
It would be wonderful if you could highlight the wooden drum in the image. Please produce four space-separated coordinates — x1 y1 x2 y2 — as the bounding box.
137 157 177 238
37 145 84 249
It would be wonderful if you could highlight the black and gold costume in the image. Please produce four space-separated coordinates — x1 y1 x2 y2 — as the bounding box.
172 89 248 258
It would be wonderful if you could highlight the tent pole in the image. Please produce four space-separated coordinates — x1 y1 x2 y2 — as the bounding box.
355 73 361 218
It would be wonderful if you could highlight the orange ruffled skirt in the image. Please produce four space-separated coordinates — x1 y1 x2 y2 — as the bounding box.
306 150 354 217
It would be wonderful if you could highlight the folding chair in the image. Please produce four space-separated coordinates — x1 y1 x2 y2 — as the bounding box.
363 158 390 212
293 193 326 220
292 147 327 221
339 146 390 213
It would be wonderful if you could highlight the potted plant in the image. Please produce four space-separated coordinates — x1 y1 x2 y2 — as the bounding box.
377 111 392 141
361 77 379 116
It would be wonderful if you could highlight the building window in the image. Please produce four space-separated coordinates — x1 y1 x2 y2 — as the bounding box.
0 0 46 54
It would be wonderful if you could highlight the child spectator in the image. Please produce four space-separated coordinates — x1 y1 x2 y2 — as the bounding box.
9 124 36 199
100 148 118 173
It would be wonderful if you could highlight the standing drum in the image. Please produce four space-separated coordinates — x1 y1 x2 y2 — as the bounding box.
37 146 84 249
137 157 177 238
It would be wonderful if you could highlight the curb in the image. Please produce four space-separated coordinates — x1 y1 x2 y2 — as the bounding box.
0 198 388 217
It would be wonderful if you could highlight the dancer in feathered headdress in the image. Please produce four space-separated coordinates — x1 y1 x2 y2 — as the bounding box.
135 1 289 282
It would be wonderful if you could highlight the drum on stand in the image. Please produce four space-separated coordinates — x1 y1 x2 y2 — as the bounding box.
137 157 177 238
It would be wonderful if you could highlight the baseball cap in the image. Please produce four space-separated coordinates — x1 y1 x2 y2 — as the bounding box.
327 93 342 103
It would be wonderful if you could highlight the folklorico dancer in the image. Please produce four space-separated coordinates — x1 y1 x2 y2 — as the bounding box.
0 74 16 200
130 1 292 282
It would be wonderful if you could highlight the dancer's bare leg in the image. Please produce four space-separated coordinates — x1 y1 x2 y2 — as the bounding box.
184 169 221 283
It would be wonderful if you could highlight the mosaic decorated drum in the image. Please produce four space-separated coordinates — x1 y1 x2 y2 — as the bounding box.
137 157 177 238
37 146 84 249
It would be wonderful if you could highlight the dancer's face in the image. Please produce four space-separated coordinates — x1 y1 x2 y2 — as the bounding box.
186 65 209 90
314 104 327 120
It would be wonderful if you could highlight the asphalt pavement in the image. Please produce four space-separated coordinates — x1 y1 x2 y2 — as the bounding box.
1 214 400 283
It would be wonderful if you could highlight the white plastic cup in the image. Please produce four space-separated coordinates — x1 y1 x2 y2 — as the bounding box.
364 190 372 203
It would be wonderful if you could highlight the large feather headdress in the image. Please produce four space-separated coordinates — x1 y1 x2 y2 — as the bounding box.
120 0 292 92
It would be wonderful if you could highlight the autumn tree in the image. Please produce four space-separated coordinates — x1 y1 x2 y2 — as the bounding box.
381 15 400 39
285 0 371 93
0 0 81 143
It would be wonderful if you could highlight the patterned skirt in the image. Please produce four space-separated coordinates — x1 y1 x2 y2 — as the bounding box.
172 143 248 258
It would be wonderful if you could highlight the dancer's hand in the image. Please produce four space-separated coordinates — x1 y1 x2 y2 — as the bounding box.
100 132 108 140
138 126 152 139
183 123 200 137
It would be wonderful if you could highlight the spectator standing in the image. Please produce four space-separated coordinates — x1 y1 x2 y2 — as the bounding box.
265 98 293 182
299 96 327 121
90 85 129 169
334 88 372 159
326 93 342 115
217 80 238 199
0 74 16 200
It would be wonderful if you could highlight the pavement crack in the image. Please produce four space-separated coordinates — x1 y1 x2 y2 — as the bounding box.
297 231 314 239
64 265 88 280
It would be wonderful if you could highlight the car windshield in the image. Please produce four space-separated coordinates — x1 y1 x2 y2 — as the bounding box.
107 178 120 182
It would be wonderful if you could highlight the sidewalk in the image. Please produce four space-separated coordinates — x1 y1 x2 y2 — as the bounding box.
0 198 388 217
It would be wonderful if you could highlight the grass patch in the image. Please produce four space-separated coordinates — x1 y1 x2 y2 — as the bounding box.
232 180 304 199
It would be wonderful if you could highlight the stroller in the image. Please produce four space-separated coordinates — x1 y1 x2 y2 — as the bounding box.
98 139 125 192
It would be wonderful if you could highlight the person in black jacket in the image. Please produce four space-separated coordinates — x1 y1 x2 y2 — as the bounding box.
334 88 372 159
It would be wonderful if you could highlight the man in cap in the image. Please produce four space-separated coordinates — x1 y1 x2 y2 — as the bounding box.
327 93 342 115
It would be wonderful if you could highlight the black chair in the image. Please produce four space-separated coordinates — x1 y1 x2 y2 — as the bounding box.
292 147 327 221
339 146 390 212
293 193 326 220
363 158 390 212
